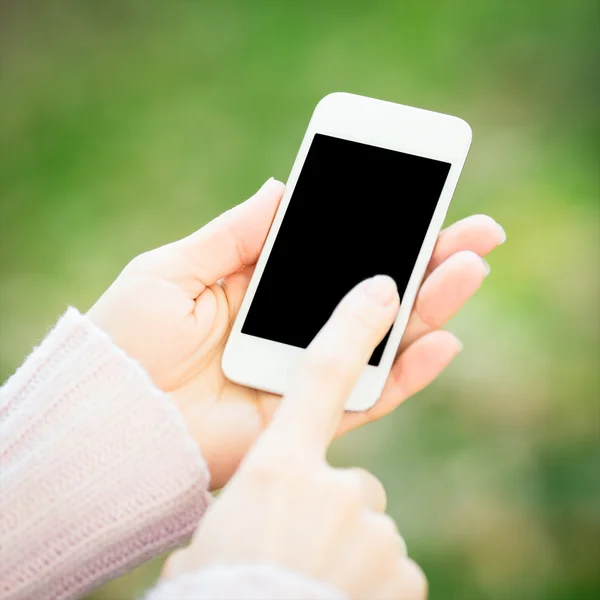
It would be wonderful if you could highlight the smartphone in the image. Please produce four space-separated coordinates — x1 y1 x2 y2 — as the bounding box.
222 92 472 411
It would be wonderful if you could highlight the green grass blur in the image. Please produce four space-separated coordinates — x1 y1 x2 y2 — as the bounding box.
1 1 598 599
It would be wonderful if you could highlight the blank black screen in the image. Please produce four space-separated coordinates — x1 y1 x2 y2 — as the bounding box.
242 134 451 366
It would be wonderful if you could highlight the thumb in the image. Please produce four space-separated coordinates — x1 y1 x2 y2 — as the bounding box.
178 178 285 287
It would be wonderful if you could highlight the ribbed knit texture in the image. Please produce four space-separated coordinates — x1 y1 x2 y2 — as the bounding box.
145 565 346 600
0 308 211 600
1 309 347 600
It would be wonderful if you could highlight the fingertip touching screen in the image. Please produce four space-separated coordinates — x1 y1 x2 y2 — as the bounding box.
241 133 451 366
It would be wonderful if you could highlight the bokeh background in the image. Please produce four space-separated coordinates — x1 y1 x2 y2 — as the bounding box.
1 1 598 599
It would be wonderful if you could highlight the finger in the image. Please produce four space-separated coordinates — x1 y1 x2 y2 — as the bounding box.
399 250 488 352
339 330 461 433
261 276 400 456
377 559 428 600
178 178 284 288
336 467 387 512
398 558 428 600
364 511 407 557
428 214 505 274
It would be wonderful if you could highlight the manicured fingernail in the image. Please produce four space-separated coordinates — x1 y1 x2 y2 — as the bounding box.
482 259 491 276
496 224 507 244
364 275 397 306
261 176 285 192
256 177 284 196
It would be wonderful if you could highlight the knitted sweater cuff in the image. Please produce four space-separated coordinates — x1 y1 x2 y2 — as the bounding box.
145 564 346 600
0 308 211 600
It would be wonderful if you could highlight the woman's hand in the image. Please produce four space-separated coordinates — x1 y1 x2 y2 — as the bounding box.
89 178 505 489
164 277 426 600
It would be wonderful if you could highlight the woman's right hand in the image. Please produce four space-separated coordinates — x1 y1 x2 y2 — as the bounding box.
164 275 427 600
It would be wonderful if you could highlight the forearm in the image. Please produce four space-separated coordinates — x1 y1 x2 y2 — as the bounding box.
0 309 211 600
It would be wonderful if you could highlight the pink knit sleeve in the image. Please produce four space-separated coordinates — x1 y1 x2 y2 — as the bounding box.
144 565 346 600
0 308 211 600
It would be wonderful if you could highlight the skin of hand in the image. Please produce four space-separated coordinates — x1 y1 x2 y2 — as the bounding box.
163 276 427 600
88 178 505 490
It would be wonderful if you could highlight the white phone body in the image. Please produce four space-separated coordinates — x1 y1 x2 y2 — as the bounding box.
222 92 472 411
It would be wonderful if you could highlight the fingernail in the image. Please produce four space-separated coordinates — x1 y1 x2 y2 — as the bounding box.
260 176 284 193
455 338 464 352
496 223 507 244
364 275 397 306
482 259 491 277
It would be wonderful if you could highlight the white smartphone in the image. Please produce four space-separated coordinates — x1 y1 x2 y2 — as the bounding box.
222 92 472 411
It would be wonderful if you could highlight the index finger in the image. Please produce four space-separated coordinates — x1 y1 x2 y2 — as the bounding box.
258 275 399 457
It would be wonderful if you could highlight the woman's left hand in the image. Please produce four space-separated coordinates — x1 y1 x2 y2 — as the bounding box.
89 177 505 489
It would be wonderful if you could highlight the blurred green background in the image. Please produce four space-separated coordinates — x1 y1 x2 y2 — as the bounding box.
1 1 598 598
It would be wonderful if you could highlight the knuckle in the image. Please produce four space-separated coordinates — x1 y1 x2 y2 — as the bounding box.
330 470 364 513
450 250 487 275
414 300 443 331
356 468 387 512
125 251 155 274
404 558 428 599
244 451 310 487
354 466 383 490
370 514 406 559
341 476 365 508
245 457 282 486
346 301 381 331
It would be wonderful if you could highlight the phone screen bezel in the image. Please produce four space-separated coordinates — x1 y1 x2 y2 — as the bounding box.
222 93 472 411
